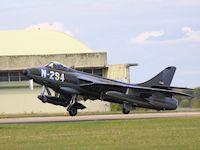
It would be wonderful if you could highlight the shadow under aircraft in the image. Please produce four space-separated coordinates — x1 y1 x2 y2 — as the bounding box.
23 62 192 116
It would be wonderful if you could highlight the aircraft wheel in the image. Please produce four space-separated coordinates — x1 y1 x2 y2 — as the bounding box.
122 108 130 114
68 106 78 116
41 100 46 103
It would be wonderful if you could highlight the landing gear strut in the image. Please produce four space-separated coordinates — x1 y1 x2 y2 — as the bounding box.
122 103 134 115
38 86 84 116
67 95 78 116
39 86 52 103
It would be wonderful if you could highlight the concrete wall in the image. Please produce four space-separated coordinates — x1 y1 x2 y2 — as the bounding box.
0 52 107 70
106 64 131 83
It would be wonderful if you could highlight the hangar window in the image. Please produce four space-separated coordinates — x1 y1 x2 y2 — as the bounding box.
20 72 29 81
0 70 29 82
82 69 92 74
10 72 20 81
0 72 9 81
93 69 103 77
78 68 103 77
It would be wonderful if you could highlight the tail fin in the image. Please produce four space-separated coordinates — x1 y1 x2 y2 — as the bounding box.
138 66 176 87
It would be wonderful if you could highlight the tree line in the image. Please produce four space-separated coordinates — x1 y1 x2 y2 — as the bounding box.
179 87 200 108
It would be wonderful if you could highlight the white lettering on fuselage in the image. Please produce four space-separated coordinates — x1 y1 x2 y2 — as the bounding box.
41 69 65 82
41 69 47 78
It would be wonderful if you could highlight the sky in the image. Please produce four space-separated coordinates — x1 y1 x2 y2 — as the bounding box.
0 0 200 87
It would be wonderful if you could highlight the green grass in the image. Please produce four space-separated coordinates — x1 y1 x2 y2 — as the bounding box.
1 117 200 150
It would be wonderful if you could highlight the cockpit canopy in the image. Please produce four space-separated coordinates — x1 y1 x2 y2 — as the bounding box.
45 61 73 72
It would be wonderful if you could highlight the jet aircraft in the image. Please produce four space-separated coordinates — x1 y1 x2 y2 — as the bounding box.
23 62 192 116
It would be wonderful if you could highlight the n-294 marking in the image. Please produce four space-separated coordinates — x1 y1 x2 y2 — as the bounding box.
41 69 65 82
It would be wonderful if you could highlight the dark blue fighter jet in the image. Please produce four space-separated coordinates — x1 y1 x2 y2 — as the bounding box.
23 62 192 116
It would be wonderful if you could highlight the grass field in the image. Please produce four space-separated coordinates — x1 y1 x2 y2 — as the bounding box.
0 117 200 150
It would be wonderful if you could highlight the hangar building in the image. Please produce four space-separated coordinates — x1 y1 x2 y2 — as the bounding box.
0 30 137 114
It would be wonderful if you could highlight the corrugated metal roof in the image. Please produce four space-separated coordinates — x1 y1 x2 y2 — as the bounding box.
0 30 93 56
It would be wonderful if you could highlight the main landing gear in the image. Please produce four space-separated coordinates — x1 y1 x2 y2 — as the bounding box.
122 103 135 114
122 107 130 114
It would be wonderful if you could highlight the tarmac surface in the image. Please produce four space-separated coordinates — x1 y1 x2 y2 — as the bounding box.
0 112 200 124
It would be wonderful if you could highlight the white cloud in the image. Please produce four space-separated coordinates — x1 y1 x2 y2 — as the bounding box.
130 27 200 45
130 31 164 44
182 27 193 35
26 22 75 36
181 27 200 43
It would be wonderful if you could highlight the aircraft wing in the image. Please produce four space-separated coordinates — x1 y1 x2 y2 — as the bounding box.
151 85 193 91
81 82 193 98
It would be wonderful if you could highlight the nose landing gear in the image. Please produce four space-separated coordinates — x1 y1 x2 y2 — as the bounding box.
67 95 78 116
66 95 86 116
68 106 78 116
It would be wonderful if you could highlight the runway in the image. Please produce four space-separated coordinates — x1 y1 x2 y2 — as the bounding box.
0 112 200 124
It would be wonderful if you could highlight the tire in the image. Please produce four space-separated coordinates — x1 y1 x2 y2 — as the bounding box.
68 106 78 116
122 108 130 114
41 100 46 103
